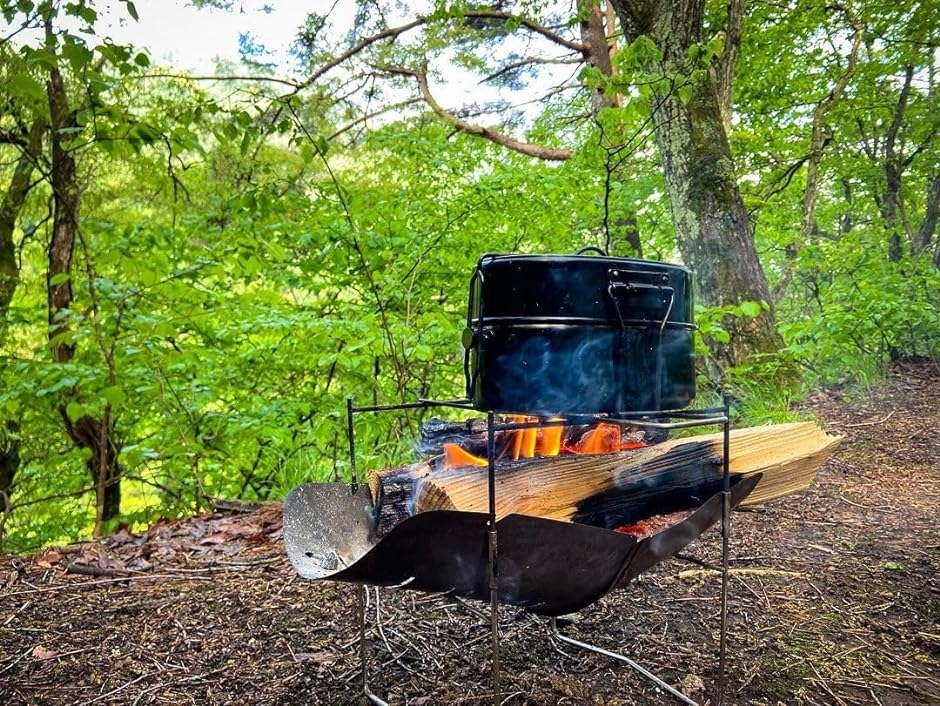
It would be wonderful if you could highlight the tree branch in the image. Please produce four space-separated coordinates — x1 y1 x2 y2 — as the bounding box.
479 55 581 86
381 66 574 161
137 72 303 88
295 17 427 92
293 9 583 94
463 9 584 53
328 98 424 141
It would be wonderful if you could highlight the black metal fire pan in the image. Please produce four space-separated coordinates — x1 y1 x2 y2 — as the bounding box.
283 474 759 616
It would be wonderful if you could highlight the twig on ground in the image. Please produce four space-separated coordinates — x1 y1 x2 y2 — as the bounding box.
677 568 807 580
840 411 897 427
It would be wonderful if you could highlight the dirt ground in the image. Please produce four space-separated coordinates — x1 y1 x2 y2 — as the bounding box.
1 358 938 705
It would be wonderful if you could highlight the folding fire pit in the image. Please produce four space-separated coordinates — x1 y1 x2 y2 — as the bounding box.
284 251 756 705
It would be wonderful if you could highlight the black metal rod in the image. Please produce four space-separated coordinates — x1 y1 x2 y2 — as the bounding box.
609 415 728 430
717 395 732 704
350 399 442 413
349 397 730 429
486 410 500 702
349 397 476 413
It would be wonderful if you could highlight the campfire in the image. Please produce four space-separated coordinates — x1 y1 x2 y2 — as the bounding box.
285 252 841 609
367 416 839 538
282 250 842 703
438 418 650 470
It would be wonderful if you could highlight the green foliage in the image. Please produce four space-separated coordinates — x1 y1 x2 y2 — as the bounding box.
1 0 938 552
779 242 940 382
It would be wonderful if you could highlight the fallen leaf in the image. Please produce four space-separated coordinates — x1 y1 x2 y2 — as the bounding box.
32 646 57 661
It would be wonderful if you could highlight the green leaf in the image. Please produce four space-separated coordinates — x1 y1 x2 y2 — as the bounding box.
49 272 71 286
65 401 86 422
8 73 46 103
23 47 57 71
125 0 139 21
676 83 694 105
101 385 126 408
740 301 761 318
62 38 94 69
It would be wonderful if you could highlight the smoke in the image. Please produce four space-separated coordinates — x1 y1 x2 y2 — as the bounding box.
473 324 695 415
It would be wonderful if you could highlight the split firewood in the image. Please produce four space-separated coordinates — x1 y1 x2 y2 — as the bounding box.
367 460 433 538
367 422 841 537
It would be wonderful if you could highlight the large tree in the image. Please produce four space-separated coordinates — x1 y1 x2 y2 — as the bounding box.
0 0 147 532
608 0 783 367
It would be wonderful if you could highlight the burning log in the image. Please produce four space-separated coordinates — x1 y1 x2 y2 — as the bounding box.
367 422 840 536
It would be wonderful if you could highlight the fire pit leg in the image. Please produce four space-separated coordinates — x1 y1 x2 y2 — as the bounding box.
350 399 390 706
486 411 501 702
717 399 732 705
549 618 699 706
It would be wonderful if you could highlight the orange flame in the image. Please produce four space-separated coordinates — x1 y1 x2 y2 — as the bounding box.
443 443 489 468
441 418 647 469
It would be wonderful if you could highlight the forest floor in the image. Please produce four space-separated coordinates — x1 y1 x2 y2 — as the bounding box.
1 358 938 706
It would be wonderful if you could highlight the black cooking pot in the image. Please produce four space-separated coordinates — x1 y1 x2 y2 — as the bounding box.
463 251 696 415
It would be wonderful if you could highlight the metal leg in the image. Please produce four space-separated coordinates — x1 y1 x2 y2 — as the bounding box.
486 411 501 702
550 617 699 706
717 398 732 705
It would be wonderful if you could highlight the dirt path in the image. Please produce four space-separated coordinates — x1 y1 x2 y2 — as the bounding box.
1 358 938 705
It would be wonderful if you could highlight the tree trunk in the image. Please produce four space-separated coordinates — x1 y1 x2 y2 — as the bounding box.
579 0 619 113
917 173 939 260
0 121 43 510
46 42 122 533
715 0 744 134
883 65 914 263
1 120 43 329
60 411 122 524
0 420 20 515
610 0 783 371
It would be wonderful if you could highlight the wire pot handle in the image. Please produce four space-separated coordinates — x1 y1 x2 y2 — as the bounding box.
575 245 608 256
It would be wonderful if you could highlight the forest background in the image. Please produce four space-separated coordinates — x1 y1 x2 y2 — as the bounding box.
0 0 937 554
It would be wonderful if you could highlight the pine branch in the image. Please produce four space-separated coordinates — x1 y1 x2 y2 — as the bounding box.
380 65 574 161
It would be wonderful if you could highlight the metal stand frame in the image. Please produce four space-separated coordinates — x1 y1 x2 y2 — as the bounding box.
548 401 734 706
344 397 734 706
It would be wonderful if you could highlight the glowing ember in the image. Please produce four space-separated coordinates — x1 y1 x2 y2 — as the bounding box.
613 510 693 539
441 418 649 469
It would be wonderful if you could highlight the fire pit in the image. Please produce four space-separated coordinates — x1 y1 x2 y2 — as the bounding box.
284 449 759 616
282 251 838 704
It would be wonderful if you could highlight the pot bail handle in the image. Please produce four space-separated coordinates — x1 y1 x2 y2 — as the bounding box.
606 271 676 333
575 245 608 256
